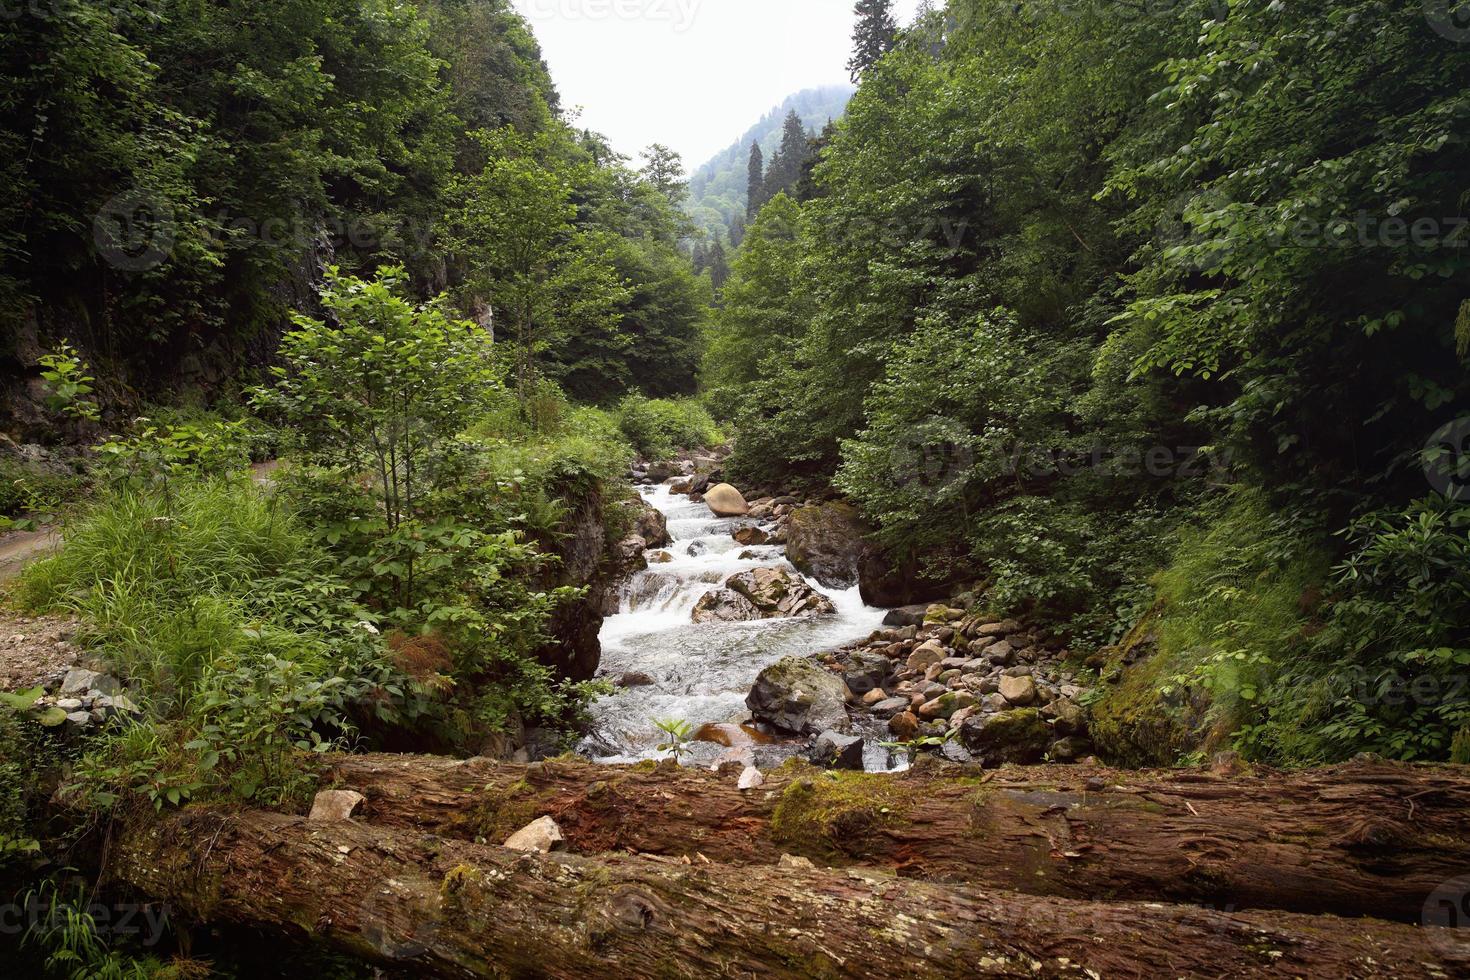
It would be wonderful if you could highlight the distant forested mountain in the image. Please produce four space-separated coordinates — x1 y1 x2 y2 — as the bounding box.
686 86 855 244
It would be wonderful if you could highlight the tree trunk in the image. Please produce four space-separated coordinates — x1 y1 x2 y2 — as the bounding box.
112 809 1466 979
324 753 1470 922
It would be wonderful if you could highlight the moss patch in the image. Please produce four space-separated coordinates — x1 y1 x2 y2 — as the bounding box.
770 772 912 860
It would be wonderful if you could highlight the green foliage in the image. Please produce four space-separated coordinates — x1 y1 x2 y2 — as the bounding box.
19 879 171 980
36 342 100 423
653 717 694 762
613 396 723 460
93 417 256 489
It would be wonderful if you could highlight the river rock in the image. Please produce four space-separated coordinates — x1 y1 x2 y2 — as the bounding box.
906 641 946 672
887 710 920 741
917 691 977 720
998 674 1038 706
738 767 765 790
810 730 864 770
726 567 837 620
879 605 926 628
746 656 851 735
959 708 1050 766
732 526 770 546
704 483 749 517
61 668 119 697
503 816 564 853
839 651 890 695
636 506 671 547
616 671 656 688
1042 697 1088 736
785 501 872 589
869 697 910 719
647 550 673 564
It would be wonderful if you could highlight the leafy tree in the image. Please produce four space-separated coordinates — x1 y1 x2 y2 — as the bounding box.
848 0 898 82
447 129 628 398
640 143 688 206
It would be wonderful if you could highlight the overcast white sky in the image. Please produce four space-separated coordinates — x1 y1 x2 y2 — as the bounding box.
511 0 923 169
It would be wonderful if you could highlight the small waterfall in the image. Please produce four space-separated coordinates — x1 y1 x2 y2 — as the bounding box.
580 481 887 765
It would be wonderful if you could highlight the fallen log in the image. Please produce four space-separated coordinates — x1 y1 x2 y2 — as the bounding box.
326 753 1470 922
113 808 1466 979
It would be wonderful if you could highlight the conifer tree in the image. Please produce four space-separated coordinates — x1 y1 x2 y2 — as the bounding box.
746 142 766 218
848 0 898 82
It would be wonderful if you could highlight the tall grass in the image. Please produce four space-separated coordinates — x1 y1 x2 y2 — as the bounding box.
15 477 330 710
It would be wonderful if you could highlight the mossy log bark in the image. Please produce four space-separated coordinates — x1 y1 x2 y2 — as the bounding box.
326 754 1470 922
113 808 1464 979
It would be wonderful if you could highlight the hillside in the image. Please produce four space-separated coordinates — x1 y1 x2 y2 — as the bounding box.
686 85 855 242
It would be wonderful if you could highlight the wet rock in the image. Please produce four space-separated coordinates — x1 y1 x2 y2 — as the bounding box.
1049 736 1093 762
999 675 1038 706
960 708 1050 766
882 604 931 628
647 550 673 564
810 730 864 770
308 790 365 822
636 506 671 548
503 816 565 853
704 483 749 517
646 461 679 483
732 526 770 546
888 710 920 741
868 697 911 719
861 687 888 706
616 671 656 688
691 567 837 624
924 604 965 625
785 501 871 589
746 656 851 735
840 651 890 695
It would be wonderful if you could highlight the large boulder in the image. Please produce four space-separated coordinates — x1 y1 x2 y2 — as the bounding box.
635 505 670 548
785 501 871 589
691 567 836 623
746 656 851 734
704 483 749 517
959 708 1050 766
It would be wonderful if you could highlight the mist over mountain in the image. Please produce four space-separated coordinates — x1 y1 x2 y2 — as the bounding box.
686 85 855 242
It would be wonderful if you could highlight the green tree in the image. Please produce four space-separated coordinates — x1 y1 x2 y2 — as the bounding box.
848 0 898 82
447 129 628 398
640 143 688 206
746 142 766 219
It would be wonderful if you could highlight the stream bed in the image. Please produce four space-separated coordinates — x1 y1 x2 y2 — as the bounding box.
578 481 893 769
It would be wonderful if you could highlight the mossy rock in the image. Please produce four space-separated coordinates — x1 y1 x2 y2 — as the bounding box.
1090 604 1214 767
960 708 1049 765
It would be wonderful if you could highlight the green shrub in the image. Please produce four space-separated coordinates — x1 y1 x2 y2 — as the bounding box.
614 395 722 459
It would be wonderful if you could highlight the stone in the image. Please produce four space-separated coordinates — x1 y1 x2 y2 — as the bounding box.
61 668 119 697
616 671 656 688
887 710 920 741
746 656 852 735
868 696 910 718
999 675 1038 706
1049 736 1093 762
779 854 816 870
923 604 964 625
1042 698 1087 736
960 709 1050 766
810 730 864 770
56 697 83 711
704 483 750 517
503 815 565 853
308 790 365 822
65 711 91 726
732 526 770 546
738 767 765 790
973 620 1020 638
635 506 671 547
785 501 872 589
985 641 1016 666
647 551 673 564
693 567 836 624
905 641 946 672
839 651 891 696
882 605 930 628
862 687 888 706
917 691 977 720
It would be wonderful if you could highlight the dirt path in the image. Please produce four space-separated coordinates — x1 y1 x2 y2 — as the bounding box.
0 527 58 584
